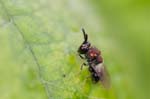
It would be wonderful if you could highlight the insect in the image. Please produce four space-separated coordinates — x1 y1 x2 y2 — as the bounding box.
77 28 110 89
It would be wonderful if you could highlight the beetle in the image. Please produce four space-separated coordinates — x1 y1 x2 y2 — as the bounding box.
77 28 110 89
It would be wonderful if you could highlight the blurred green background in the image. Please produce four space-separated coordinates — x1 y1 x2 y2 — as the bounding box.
0 0 149 99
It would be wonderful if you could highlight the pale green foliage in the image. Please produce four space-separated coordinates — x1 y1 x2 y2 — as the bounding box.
1 0 148 99
0 0 107 99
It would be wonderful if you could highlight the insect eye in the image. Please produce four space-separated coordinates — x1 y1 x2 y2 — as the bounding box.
78 42 91 54
81 44 88 49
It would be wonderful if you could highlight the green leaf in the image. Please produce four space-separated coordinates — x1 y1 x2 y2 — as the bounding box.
1 0 149 99
0 0 105 98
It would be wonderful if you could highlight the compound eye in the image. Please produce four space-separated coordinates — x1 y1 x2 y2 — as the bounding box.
81 44 88 49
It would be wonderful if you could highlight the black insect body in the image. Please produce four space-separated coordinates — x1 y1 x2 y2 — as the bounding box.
78 28 110 89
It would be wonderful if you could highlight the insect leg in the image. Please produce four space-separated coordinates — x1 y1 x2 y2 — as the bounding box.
80 63 87 70
79 54 85 59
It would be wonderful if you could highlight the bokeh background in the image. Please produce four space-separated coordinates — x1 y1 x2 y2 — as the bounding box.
0 0 149 99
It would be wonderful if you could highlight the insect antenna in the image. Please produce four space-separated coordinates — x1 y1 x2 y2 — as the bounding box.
82 28 88 43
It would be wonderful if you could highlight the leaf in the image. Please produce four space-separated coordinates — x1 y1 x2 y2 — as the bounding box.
1 0 145 99
0 0 107 99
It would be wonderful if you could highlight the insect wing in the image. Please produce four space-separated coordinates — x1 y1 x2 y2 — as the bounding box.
94 63 111 89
